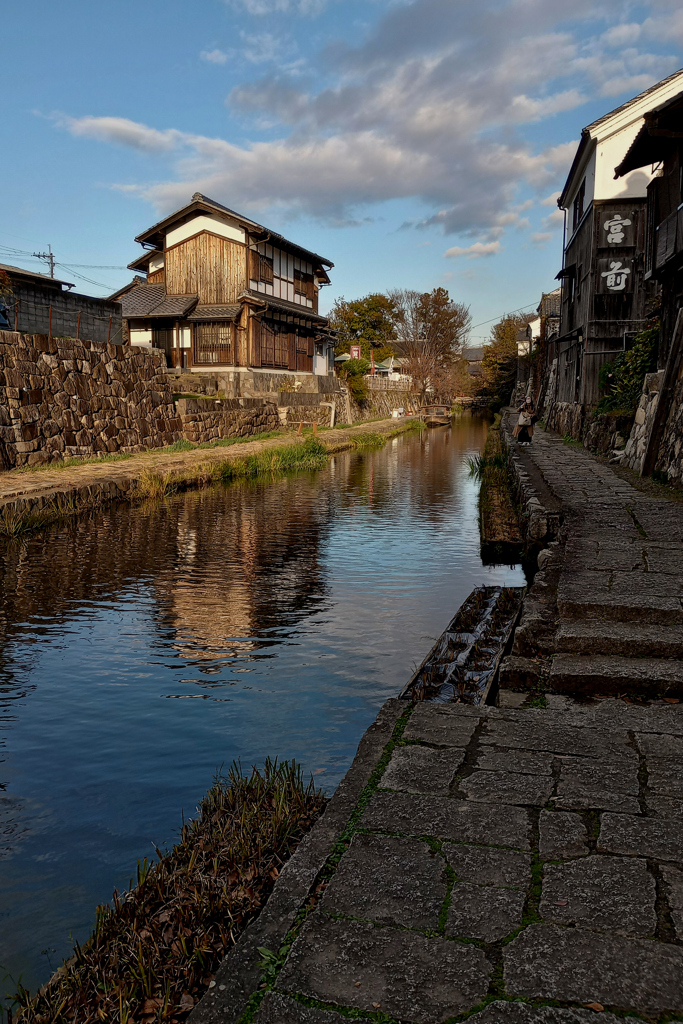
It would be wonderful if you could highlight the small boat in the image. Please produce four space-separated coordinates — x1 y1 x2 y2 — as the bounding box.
420 404 452 426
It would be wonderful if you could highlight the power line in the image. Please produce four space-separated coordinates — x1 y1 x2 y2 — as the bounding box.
469 301 539 332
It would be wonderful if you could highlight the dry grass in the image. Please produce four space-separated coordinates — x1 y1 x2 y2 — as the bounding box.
10 760 325 1024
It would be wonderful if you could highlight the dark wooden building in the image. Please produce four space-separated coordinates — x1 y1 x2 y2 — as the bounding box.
553 70 683 408
0 263 122 344
615 90 683 367
113 194 335 376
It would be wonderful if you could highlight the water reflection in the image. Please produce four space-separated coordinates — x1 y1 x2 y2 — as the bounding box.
0 415 523 994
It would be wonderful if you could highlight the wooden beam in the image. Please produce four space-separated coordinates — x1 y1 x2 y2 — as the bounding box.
641 306 683 477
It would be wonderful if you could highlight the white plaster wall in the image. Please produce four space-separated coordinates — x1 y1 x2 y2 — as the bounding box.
595 123 654 199
166 214 246 248
177 325 191 349
149 253 165 273
130 328 153 347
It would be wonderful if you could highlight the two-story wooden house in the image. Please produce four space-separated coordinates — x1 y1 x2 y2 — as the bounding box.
113 194 335 377
553 69 683 411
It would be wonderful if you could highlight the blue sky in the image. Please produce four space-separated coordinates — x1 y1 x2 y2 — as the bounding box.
3 0 682 338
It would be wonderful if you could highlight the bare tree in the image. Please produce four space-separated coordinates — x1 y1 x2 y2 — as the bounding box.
387 287 471 401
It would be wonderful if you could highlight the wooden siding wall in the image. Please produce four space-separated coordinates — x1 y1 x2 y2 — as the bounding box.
147 269 165 285
651 147 683 367
558 200 653 406
165 233 246 304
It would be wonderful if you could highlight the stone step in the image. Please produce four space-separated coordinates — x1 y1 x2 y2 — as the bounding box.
550 654 683 697
556 621 683 658
557 576 683 624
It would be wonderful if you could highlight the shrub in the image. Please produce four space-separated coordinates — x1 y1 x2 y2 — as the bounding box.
597 322 659 414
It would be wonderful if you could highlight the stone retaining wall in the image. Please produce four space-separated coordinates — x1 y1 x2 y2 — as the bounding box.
0 330 182 468
501 410 561 544
176 397 279 443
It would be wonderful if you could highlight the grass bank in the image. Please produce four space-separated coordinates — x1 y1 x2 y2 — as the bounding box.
7 761 325 1024
0 421 421 539
468 416 522 546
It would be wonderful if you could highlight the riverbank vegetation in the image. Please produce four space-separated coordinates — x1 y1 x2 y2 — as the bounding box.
0 422 419 539
468 418 522 546
8 761 325 1024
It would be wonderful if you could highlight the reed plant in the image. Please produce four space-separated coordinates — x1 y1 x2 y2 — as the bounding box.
9 760 325 1024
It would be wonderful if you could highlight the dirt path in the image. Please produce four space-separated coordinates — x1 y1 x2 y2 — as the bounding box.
0 418 414 518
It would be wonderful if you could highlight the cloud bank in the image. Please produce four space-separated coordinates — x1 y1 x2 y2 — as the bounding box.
57 0 683 253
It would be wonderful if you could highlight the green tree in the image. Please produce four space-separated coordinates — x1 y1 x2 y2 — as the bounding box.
479 313 530 410
330 294 397 361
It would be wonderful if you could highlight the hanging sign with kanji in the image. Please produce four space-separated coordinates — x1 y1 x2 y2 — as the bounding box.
597 257 634 293
600 211 634 247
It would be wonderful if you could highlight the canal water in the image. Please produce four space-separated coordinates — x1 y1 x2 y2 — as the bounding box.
0 415 524 995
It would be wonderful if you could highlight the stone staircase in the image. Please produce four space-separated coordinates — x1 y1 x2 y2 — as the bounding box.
501 416 683 698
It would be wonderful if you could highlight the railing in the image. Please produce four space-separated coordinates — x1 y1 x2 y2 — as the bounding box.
364 375 413 391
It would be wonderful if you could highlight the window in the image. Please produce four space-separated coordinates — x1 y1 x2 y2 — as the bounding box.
259 254 274 284
572 179 585 232
294 268 314 300
194 322 232 364
258 320 289 368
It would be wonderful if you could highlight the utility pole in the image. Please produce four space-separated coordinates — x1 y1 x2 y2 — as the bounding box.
32 245 55 278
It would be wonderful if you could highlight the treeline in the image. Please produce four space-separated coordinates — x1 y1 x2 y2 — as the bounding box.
330 290 531 408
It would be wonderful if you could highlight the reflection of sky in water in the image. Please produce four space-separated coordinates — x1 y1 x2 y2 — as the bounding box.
0 418 524 994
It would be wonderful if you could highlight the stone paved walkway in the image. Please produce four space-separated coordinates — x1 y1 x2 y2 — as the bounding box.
194 698 683 1024
503 419 683 697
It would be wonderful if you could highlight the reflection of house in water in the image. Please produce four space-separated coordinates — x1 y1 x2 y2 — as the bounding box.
152 478 333 666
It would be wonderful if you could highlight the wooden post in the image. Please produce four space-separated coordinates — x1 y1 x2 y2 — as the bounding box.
641 307 683 477
14 300 18 331
297 421 303 434
76 311 81 340
107 316 112 343
48 305 52 340
312 421 318 436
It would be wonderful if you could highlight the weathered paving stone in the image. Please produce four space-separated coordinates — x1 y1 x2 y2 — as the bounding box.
443 843 531 888
361 791 530 849
477 749 555 775
505 924 683 1013
539 810 588 859
647 757 683 797
380 744 464 795
647 793 683 817
636 731 683 759
460 770 555 807
660 864 683 939
467 1002 640 1024
553 757 640 813
276 912 492 1023
319 833 446 929
598 812 683 862
481 720 633 760
539 855 656 935
446 882 525 941
403 705 478 747
253 992 368 1023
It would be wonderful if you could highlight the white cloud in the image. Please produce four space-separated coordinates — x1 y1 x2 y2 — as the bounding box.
444 241 502 259
530 232 553 246
54 0 683 247
542 208 565 229
57 115 183 153
541 191 561 206
201 49 229 64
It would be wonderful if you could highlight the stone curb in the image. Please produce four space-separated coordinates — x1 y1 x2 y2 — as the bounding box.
189 698 405 1024
501 411 561 543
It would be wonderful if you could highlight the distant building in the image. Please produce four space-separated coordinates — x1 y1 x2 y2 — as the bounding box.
462 346 485 379
0 263 122 345
114 193 335 377
554 69 683 409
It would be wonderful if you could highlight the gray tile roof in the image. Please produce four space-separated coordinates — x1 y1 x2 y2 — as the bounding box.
120 283 197 318
243 290 328 324
0 262 74 289
187 304 241 321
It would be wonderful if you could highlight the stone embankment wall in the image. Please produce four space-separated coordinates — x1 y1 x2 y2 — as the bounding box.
0 330 182 469
176 397 279 443
620 369 683 483
0 331 288 470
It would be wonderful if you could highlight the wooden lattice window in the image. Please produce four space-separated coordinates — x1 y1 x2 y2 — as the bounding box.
194 322 232 364
258 320 289 368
